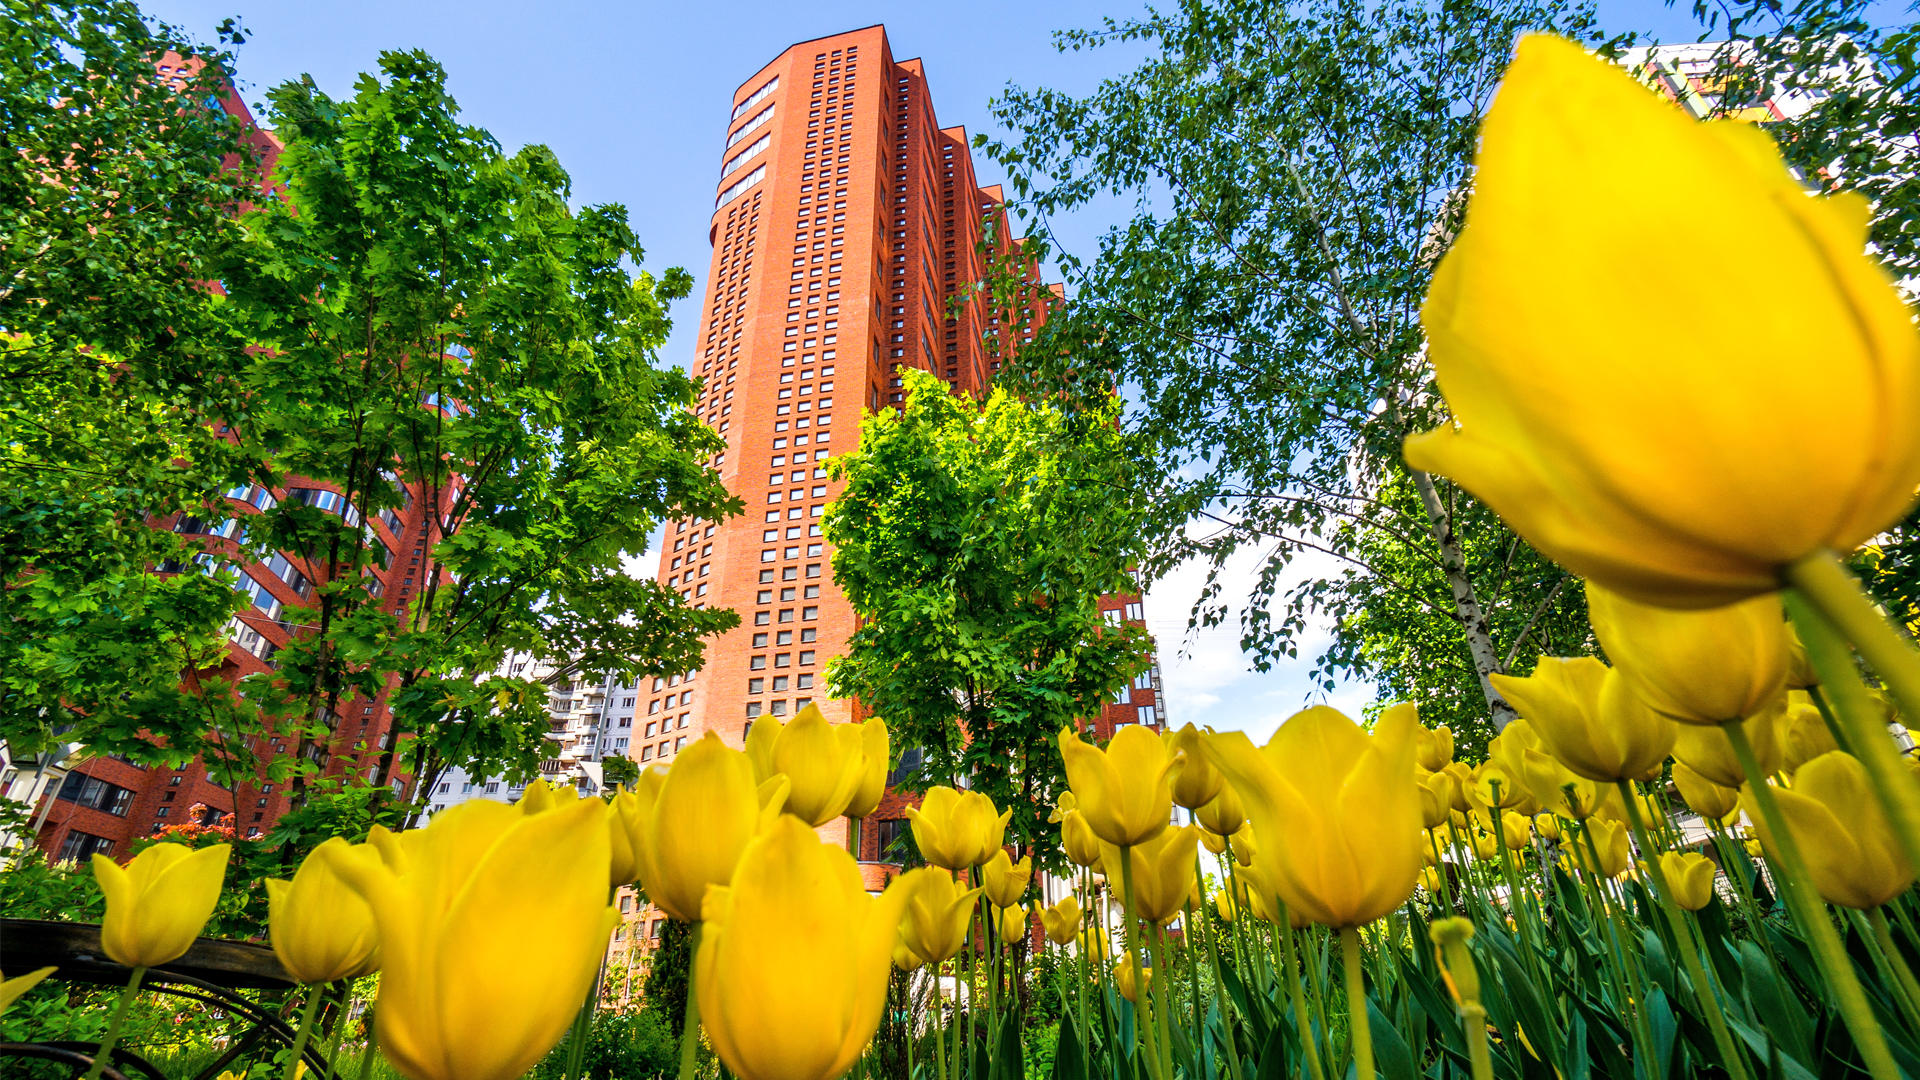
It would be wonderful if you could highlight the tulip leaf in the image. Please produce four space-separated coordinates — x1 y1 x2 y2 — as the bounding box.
1050 1012 1085 1080
1724 1015 1820 1080
1644 987 1677 1080
1364 997 1417 1080
1640 928 1677 998
1735 940 1813 1066
1253 1014 1290 1080
992 1014 1023 1080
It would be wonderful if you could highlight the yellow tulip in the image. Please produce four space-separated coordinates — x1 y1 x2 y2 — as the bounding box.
845 717 891 820
1784 623 1821 690
1419 866 1446 896
891 941 923 972
1213 887 1238 923
747 704 868 827
1199 827 1228 856
267 838 380 984
1749 751 1915 909
325 799 613 1080
1492 656 1676 782
1660 851 1718 911
1230 821 1258 868
1194 780 1246 837
1402 32 1920 609
697 814 910 1080
1060 807 1102 868
516 777 578 813
1518 747 1615 820
1470 828 1498 861
1673 760 1741 822
897 867 984 964
93 842 230 968
1415 721 1455 773
1568 818 1631 878
981 850 1033 909
908 786 1010 871
1780 693 1841 775
1078 923 1111 958
1534 814 1563 843
607 775 663 890
1499 811 1532 851
1114 952 1150 1003
1203 705 1422 928
1100 825 1200 926
1439 762 1476 813
1589 586 1790 726
1058 724 1174 847
1418 773 1452 830
0 967 55 1015
1469 759 1536 814
623 732 784 922
1167 723 1226 810
1037 896 1081 945
1673 705 1784 789
996 904 1029 946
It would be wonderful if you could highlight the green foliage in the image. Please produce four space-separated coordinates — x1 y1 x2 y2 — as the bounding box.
533 1007 676 1080
984 0 1606 741
639 919 695 1039
601 755 642 791
200 52 740 793
0 1 259 763
825 369 1152 865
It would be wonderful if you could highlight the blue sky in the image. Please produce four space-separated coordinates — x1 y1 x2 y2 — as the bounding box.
142 0 1710 740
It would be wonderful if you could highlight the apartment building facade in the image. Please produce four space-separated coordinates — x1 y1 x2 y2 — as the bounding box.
612 25 1162 965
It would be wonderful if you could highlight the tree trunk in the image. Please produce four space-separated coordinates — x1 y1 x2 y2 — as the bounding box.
1408 467 1517 731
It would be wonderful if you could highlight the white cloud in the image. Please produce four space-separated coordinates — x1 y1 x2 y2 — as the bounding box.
1142 533 1374 742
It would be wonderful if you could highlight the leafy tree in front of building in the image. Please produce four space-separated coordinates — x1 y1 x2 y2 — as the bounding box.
826 368 1152 866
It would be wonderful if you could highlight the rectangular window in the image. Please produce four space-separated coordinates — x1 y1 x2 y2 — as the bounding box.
54 773 135 817
1137 705 1159 726
57 829 115 863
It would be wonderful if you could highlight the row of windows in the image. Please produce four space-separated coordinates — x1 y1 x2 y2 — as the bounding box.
56 773 135 816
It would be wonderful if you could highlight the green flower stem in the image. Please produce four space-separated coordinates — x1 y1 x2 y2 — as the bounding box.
1853 907 1920 1037
1806 685 1857 756
1118 845 1164 1080
1874 908 1920 1030
1273 899 1326 1080
1182 897 1206 1070
1462 999 1494 1080
283 986 326 1080
1426 829 1456 913
1487 806 1550 995
1148 917 1177 1080
1340 927 1374 1079
1201 890 1248 1080
1303 926 1333 1071
1785 553 1920 874
1576 818 1656 1069
678 921 704 1080
82 965 145 1080
1618 781 1753 1080
1726 718 1901 1080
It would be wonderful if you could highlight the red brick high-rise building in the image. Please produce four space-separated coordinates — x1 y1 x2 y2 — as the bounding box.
614 26 1161 956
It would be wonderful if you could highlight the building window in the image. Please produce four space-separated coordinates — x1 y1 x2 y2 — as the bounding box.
1137 705 1159 726
55 773 135 817
57 829 116 863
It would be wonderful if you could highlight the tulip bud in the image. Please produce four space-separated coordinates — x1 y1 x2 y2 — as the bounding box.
1077 923 1111 958
1213 887 1238 924
1659 851 1718 911
1500 811 1532 850
1060 806 1102 868
1199 828 1227 856
1784 623 1821 690
516 777 578 814
267 838 380 984
93 842 230 969
891 941 924 972
750 704 868 827
1534 814 1562 843
1519 748 1615 820
1194 783 1245 837
1568 818 1630 878
1037 896 1081 946
981 850 1033 909
1470 759 1536 814
1167 723 1226 810
698 816 911 1080
908 787 1010 871
1403 34 1920 609
996 904 1028 946
624 733 785 922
